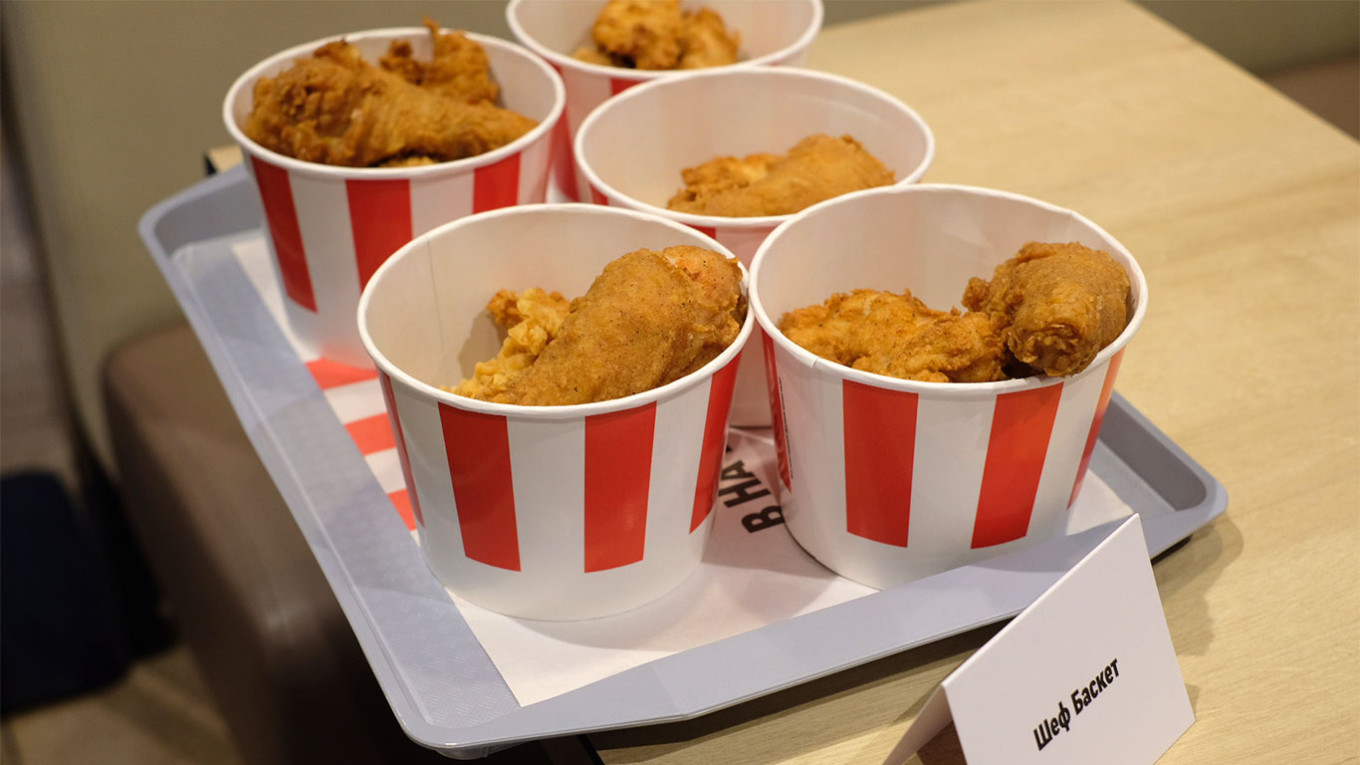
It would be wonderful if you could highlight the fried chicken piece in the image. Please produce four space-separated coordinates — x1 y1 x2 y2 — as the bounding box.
678 8 741 68
451 288 571 399
962 242 1131 377
667 134 896 217
573 0 739 69
570 44 616 67
380 18 499 104
780 289 1009 383
377 155 439 168
461 246 745 405
591 0 684 69
671 153 781 203
245 34 535 167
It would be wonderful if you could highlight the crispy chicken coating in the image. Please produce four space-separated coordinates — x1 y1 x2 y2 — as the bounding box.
591 0 684 69
962 242 1131 377
666 134 896 217
380 18 499 104
451 288 571 400
572 0 739 69
677 7 741 68
244 25 536 167
458 246 745 405
779 289 1009 383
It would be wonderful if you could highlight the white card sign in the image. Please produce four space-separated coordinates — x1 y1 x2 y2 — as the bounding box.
885 515 1194 765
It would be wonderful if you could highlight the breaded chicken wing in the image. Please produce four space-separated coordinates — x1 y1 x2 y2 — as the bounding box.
460 246 745 405
780 289 1009 383
962 242 1131 377
245 29 535 167
667 134 896 217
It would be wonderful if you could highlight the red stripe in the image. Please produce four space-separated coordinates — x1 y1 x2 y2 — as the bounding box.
306 358 379 389
379 372 423 528
762 330 791 489
250 156 316 311
842 380 917 547
689 224 717 241
1068 351 1125 507
346 178 412 291
972 384 1064 548
473 152 521 213
584 404 656 572
609 77 636 96
690 354 741 531
388 489 418 531
589 184 609 206
346 413 396 455
440 404 520 570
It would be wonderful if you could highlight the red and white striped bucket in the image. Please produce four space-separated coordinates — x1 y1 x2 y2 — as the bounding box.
224 28 566 367
357 205 754 620
505 0 823 203
574 67 935 427
750 185 1148 590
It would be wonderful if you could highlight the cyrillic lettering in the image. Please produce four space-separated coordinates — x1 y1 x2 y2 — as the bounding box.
720 477 771 507
742 505 784 532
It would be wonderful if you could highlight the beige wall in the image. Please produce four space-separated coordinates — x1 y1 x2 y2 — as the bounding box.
1 1 517 473
1 0 1355 474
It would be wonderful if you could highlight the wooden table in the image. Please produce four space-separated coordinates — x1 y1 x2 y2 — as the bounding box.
589 1 1360 762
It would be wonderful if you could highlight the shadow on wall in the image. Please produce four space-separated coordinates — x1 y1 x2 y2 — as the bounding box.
1142 0 1358 74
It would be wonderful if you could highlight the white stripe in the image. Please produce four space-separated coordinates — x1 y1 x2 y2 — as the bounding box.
1030 371 1107 539
390 385 463 563
562 67 613 202
291 172 361 362
562 67 613 136
517 131 553 203
712 225 774 271
507 417 585 578
365 448 407 494
909 393 993 554
646 378 712 565
713 226 774 429
323 377 386 424
410 171 475 237
779 351 847 558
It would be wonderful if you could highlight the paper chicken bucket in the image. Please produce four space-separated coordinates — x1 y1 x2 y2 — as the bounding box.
574 66 935 428
506 0 823 202
357 205 754 620
750 184 1148 590
224 27 565 366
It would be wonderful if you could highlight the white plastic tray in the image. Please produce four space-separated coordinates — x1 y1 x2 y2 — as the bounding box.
139 166 1227 758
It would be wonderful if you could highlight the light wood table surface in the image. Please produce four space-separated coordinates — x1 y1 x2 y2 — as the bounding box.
589 1 1360 762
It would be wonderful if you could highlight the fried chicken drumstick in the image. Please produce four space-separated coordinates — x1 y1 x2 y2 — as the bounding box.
962 242 1131 377
456 246 745 405
244 22 536 167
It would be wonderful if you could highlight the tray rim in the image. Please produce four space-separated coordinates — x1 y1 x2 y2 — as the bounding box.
138 168 1228 758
